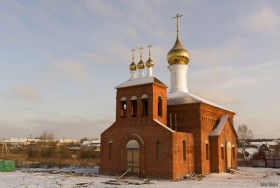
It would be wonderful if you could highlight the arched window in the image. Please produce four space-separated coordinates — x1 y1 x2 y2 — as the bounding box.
158 96 162 117
156 140 162 161
183 140 186 161
131 96 137 117
142 94 148 117
120 97 127 118
126 140 140 173
126 140 140 149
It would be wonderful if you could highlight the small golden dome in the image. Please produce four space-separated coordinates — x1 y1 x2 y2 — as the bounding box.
129 62 136 71
137 60 145 69
146 57 154 68
167 37 189 65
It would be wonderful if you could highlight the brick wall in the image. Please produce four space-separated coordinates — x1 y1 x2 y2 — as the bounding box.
167 102 237 174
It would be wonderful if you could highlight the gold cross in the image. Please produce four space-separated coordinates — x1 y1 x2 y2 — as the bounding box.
139 46 143 60
173 13 183 34
131 48 136 62
147 44 152 58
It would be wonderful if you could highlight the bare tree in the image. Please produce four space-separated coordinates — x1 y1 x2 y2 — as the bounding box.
39 130 54 141
237 124 254 160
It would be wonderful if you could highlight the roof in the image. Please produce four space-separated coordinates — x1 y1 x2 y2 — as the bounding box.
115 76 166 89
167 91 232 112
153 119 175 133
209 115 229 136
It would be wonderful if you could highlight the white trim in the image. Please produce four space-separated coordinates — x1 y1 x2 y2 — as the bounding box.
121 97 127 101
141 94 148 99
131 96 137 100
153 119 175 132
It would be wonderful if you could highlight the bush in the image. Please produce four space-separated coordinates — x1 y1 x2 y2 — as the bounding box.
78 148 97 159
41 147 55 158
57 146 71 159
26 145 37 158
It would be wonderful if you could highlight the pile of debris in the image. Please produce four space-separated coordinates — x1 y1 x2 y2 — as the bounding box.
179 173 205 181
103 179 152 186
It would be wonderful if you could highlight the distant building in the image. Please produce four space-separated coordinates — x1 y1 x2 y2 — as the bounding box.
81 139 101 151
100 14 237 179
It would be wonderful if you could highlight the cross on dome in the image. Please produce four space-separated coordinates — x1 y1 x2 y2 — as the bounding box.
147 44 152 58
131 48 136 62
173 13 182 37
137 46 145 70
129 48 137 71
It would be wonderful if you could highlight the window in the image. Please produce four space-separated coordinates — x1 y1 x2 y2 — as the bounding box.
142 95 148 117
158 96 162 116
232 146 235 159
131 96 137 117
206 143 209 160
120 97 127 118
156 140 162 162
109 141 113 159
221 146 224 160
183 140 186 161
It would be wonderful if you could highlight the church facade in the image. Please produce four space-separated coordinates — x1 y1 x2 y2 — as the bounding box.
100 15 237 179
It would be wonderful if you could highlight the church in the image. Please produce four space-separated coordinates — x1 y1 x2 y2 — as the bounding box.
100 14 237 179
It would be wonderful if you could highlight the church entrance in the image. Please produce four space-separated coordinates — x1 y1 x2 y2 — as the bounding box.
226 141 232 170
126 140 140 173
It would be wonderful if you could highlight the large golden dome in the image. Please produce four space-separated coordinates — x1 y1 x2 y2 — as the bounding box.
129 62 136 71
146 57 154 68
137 59 145 69
167 36 189 65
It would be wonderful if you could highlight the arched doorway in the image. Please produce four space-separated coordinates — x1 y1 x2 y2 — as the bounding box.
126 140 139 173
226 141 232 170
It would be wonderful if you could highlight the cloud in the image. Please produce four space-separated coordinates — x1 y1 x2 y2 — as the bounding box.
23 115 113 139
0 114 115 139
54 59 87 81
191 62 276 92
13 85 41 101
242 7 280 35
42 58 88 87
191 36 249 65
84 0 122 18
193 87 238 106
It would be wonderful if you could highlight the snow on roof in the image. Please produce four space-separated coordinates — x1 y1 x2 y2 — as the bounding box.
115 76 166 89
153 119 174 133
246 147 258 155
210 115 229 136
81 140 101 146
167 91 232 112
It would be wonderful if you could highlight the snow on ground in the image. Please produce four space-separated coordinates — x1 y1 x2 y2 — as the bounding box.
0 167 279 188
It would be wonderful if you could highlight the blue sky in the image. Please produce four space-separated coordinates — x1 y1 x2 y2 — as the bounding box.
0 0 279 139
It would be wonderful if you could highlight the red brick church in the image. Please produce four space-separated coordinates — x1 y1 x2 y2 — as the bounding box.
100 14 237 179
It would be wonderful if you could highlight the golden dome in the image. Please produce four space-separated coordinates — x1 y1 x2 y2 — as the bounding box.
146 57 154 68
167 36 189 65
137 60 145 69
129 62 136 71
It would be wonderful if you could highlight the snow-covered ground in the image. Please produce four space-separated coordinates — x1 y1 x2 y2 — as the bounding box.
0 167 279 188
